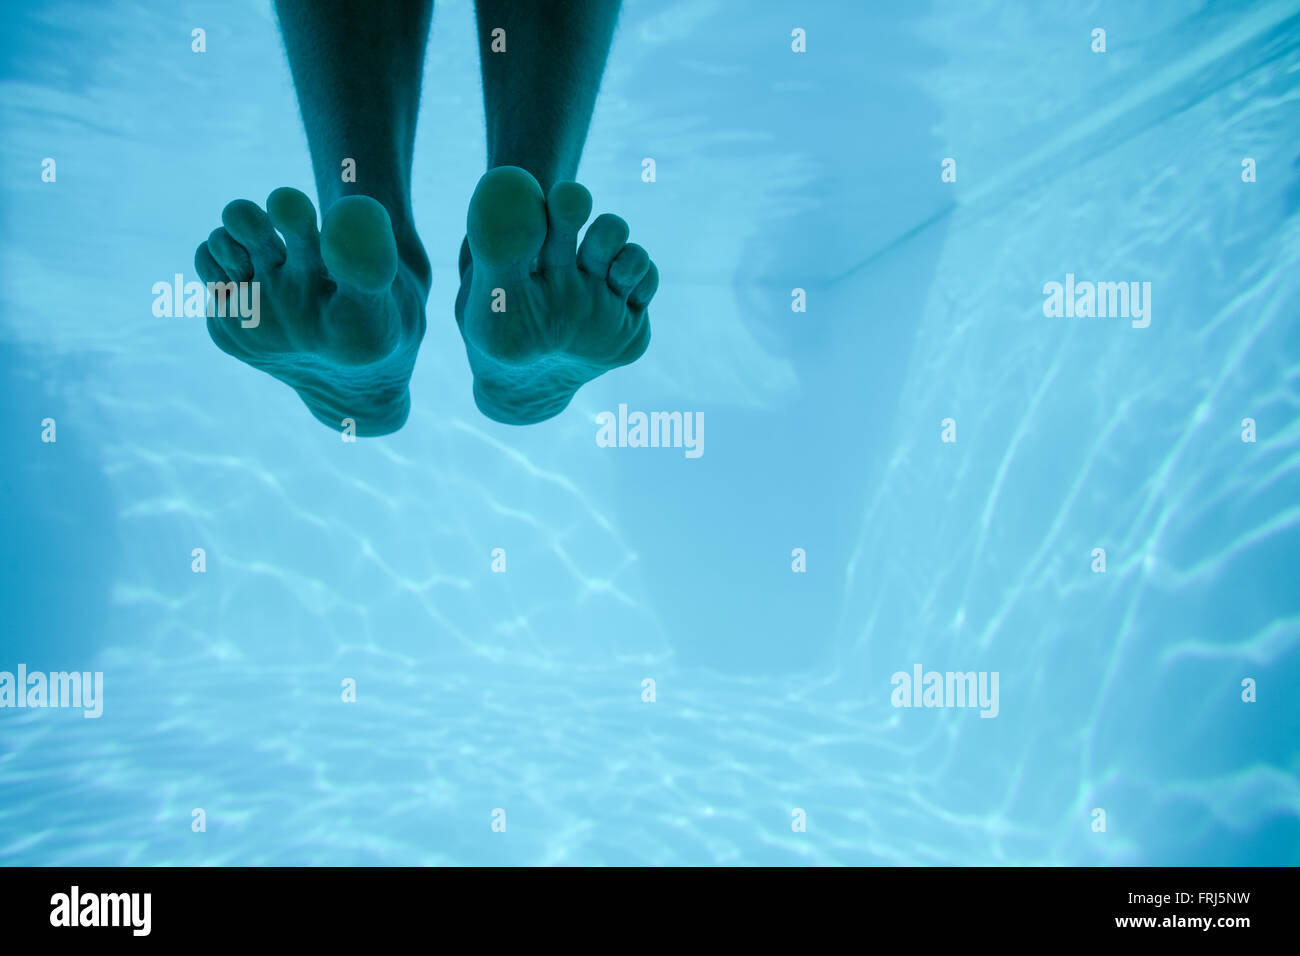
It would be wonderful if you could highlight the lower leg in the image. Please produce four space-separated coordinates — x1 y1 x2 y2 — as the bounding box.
474 0 621 193
274 0 433 278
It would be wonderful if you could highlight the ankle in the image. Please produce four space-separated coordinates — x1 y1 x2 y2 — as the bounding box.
394 229 431 291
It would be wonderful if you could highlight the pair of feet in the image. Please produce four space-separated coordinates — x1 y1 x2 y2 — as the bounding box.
193 167 659 434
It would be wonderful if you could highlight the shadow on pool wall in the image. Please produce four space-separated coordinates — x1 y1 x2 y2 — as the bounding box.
604 2 952 676
0 339 119 671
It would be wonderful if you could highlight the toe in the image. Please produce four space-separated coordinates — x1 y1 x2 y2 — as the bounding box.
194 242 230 284
577 213 630 275
221 199 286 269
267 186 321 260
629 261 659 310
320 195 398 296
607 243 651 296
207 228 253 282
539 181 592 270
467 166 547 272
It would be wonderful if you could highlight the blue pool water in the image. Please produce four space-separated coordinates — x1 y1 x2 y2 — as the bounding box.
1 0 1298 865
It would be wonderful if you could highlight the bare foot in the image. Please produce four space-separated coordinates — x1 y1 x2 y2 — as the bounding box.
195 188 430 436
454 167 659 425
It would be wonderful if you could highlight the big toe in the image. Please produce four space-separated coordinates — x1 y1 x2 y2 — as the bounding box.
466 166 547 272
320 195 398 295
